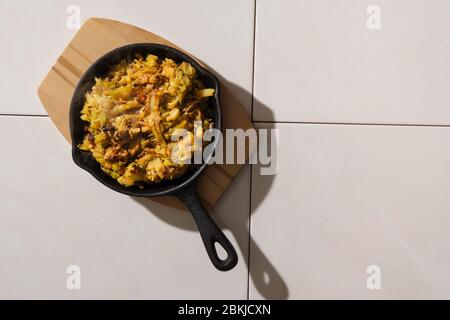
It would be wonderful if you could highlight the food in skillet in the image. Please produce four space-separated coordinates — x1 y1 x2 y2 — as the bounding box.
78 54 214 187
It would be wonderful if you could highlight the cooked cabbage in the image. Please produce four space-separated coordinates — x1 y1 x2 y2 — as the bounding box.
78 54 214 187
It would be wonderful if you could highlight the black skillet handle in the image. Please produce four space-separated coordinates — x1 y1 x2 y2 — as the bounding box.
175 185 238 271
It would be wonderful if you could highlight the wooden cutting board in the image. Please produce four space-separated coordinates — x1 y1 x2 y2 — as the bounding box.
37 17 253 210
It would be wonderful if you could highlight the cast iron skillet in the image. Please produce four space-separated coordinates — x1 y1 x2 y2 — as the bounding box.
69 43 238 271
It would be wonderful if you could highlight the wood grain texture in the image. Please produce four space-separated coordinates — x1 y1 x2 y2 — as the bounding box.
37 18 253 210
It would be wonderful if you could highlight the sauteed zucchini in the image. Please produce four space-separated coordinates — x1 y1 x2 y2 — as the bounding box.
78 54 214 187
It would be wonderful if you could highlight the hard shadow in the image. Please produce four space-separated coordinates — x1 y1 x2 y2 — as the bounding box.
132 71 289 299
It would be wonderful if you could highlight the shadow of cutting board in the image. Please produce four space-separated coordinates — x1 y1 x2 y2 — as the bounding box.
37 17 253 210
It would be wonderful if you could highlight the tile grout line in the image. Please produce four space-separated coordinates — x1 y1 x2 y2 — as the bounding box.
250 0 257 122
247 163 253 300
247 0 257 301
253 120 450 128
0 114 49 117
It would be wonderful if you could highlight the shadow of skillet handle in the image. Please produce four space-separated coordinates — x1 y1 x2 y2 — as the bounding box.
175 183 238 271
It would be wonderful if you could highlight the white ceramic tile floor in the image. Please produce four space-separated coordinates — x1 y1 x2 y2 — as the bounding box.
0 117 250 299
0 0 254 115
3 0 450 300
253 0 450 124
0 0 254 299
249 123 450 299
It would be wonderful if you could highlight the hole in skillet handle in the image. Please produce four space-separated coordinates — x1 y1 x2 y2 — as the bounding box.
175 184 238 271
214 241 228 260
